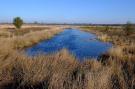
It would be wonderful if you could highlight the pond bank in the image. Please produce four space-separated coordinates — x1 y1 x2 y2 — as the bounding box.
79 26 135 61
0 28 63 52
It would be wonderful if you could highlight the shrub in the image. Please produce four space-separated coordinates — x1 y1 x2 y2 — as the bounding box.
13 17 23 29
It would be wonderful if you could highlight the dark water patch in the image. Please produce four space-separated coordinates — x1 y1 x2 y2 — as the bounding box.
25 29 112 61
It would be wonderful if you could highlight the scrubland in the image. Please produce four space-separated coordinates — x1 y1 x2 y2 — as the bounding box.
0 25 135 89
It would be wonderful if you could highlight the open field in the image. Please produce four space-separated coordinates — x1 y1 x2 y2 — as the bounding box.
0 25 135 89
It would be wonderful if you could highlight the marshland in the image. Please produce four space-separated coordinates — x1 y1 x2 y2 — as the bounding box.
0 23 134 89
0 0 135 89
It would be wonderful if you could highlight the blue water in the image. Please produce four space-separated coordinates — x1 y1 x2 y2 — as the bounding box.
25 29 112 60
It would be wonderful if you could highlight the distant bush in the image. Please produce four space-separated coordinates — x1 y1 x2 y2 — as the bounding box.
123 22 134 35
13 17 23 29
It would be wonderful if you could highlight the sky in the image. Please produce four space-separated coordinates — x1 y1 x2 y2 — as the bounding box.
0 0 135 24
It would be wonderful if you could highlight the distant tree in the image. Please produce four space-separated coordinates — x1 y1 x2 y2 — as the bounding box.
123 22 133 35
13 17 23 29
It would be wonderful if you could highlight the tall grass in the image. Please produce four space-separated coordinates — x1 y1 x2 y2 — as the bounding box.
0 28 62 50
0 49 134 89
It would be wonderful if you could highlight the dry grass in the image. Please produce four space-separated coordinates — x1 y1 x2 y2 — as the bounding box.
98 34 111 42
81 26 134 57
0 49 134 89
0 27 62 50
0 25 134 89
109 46 124 59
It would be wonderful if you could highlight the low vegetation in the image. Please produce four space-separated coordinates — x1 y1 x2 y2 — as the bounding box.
0 24 135 89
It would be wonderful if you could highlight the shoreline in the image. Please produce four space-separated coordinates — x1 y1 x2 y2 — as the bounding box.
79 26 135 60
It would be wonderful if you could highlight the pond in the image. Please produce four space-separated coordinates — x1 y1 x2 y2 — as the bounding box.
25 29 112 60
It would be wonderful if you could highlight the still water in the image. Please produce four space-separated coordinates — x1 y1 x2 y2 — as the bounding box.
25 29 112 60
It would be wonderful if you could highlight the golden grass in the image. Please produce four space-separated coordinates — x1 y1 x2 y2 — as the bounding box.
0 49 135 89
0 28 62 50
0 30 11 38
109 46 124 59
98 34 111 42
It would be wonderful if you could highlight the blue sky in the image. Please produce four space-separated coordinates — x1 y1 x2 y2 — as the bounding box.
0 0 135 24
